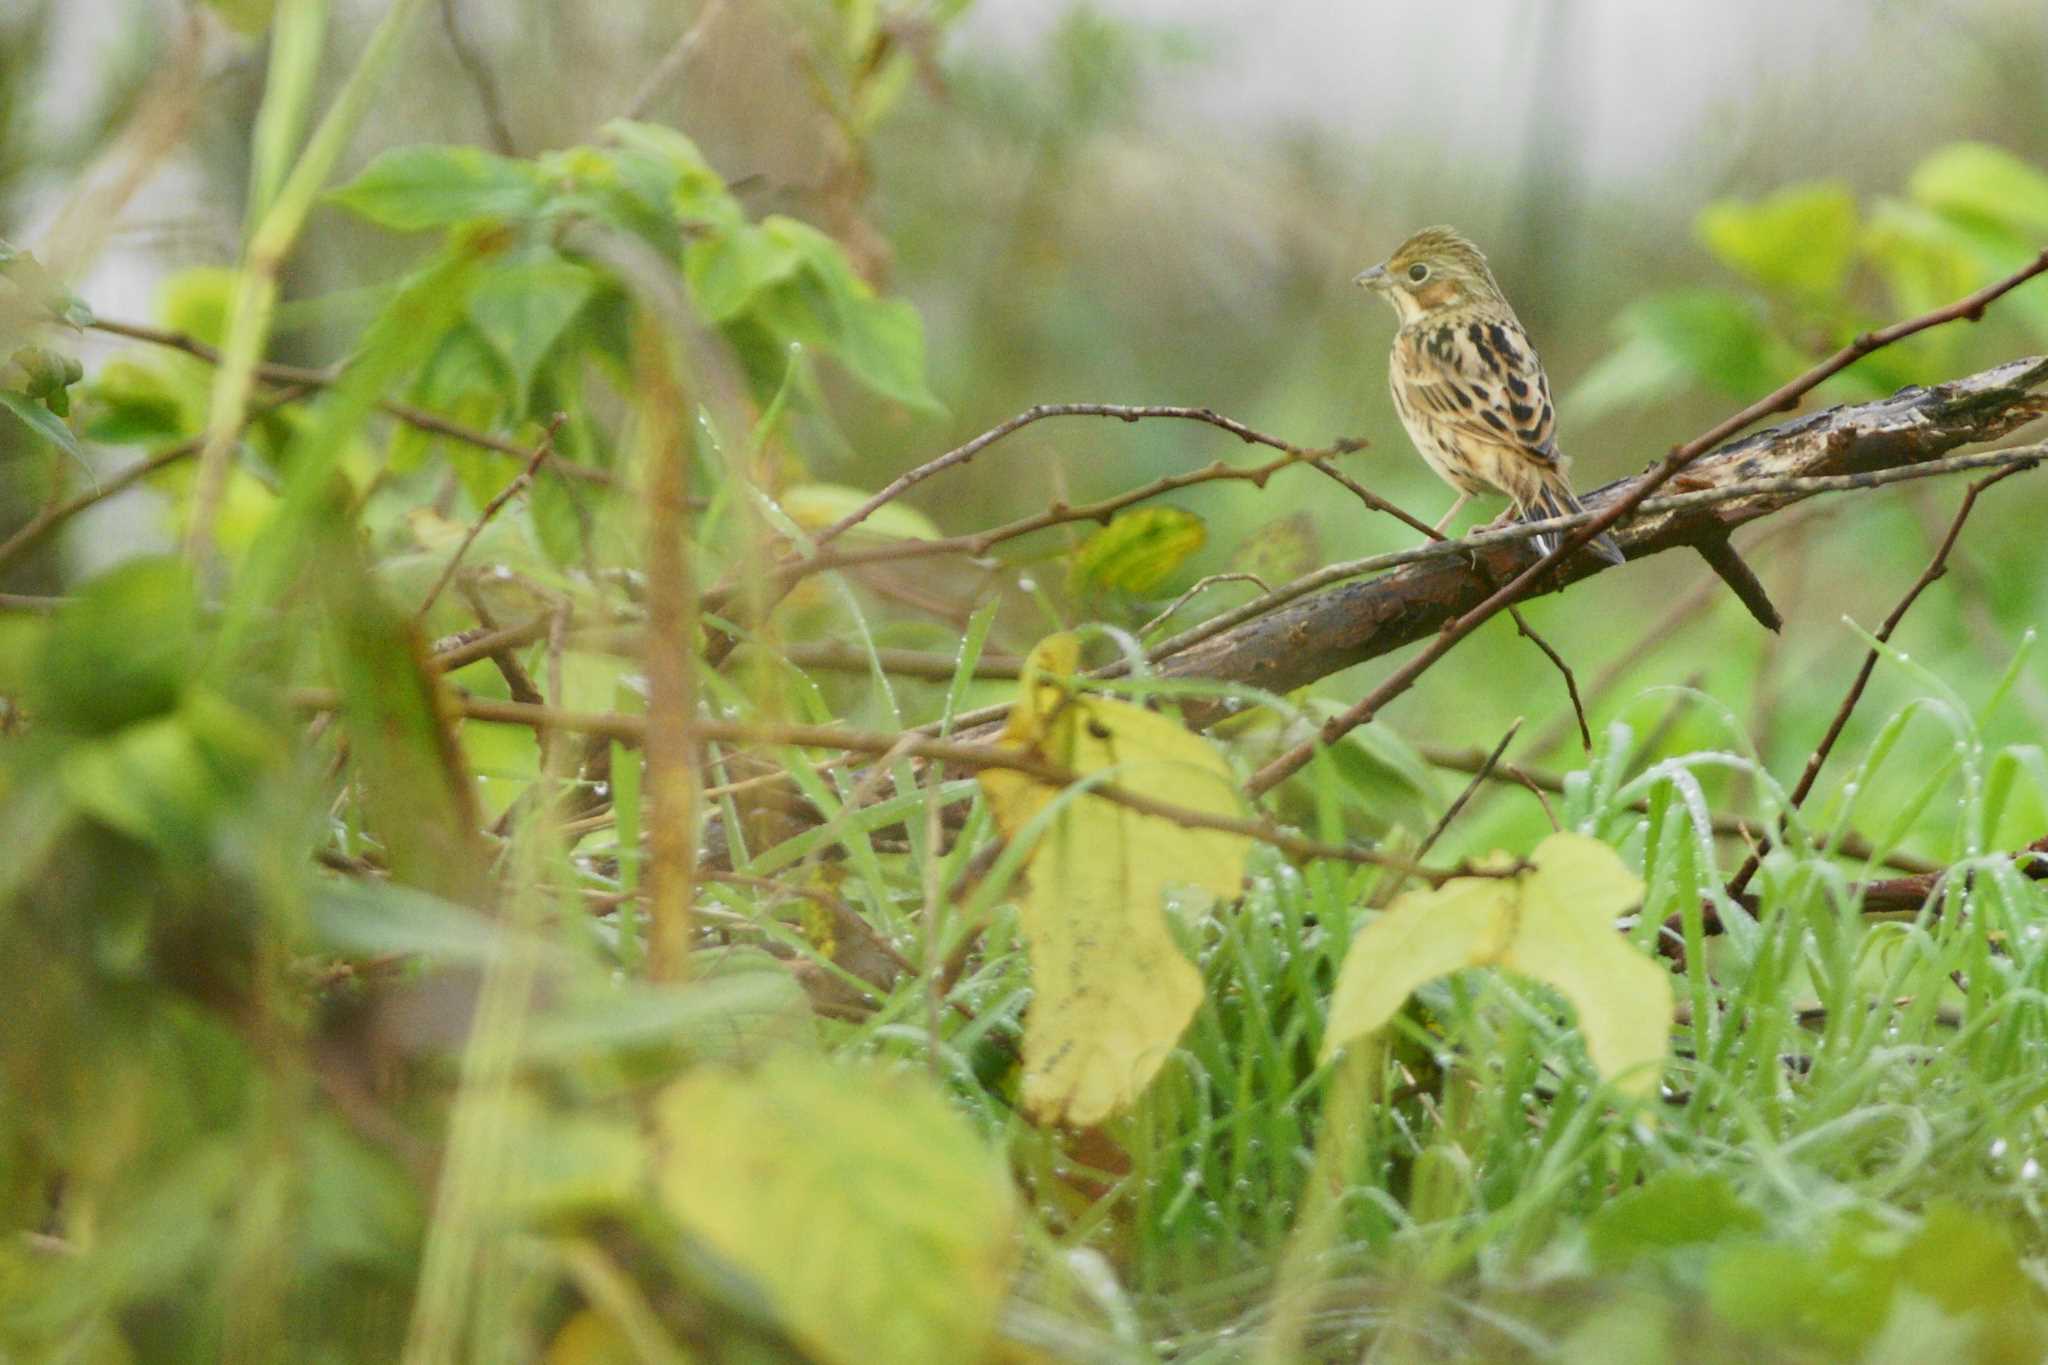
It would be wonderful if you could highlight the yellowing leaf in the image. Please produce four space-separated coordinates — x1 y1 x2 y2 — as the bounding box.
1322 832 1671 1098
1070 506 1205 595
653 1053 1014 1365
979 634 1253 1125
544 1311 639 1365
780 482 940 543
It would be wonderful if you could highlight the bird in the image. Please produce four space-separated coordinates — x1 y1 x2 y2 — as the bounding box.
1355 226 1625 567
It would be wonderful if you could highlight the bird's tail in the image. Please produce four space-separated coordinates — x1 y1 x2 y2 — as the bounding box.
1523 479 1624 566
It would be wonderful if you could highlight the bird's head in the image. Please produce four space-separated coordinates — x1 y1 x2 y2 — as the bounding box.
1354 226 1504 324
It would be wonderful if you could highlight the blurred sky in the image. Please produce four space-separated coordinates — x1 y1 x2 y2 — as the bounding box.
971 0 1869 179
961 0 2039 182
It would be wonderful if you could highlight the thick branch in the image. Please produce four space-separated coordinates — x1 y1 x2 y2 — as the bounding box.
1158 357 2048 722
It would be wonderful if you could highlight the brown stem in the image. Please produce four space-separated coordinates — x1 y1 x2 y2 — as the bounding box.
414 416 563 620
1242 250 2048 797
636 321 698 980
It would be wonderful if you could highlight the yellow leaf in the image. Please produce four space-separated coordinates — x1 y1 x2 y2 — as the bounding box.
1322 832 1671 1098
544 1311 642 1365
979 634 1253 1125
781 482 940 542
652 1053 1014 1365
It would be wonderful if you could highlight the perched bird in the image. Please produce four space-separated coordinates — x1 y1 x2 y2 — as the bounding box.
1356 226 1624 566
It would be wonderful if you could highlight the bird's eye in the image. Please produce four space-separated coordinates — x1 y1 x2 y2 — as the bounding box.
1407 262 1431 283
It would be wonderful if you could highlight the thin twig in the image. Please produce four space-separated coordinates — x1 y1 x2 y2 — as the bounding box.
1511 610 1591 750
809 403 1366 553
1242 252 2048 797
414 416 563 620
86 318 612 483
284 691 1499 883
436 0 517 154
1415 718 1521 862
1663 834 2048 965
1415 741 1939 876
1724 464 2028 898
704 441 1359 615
0 384 313 574
1139 572 1271 638
1515 506 1831 763
624 0 729 121
1512 768 1562 831
1295 446 1591 749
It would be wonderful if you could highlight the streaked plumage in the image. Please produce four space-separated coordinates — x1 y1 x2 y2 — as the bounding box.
1356 226 1624 566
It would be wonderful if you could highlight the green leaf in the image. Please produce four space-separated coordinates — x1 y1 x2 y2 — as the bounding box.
748 217 940 411
1322 832 1671 1097
0 388 82 463
33 557 199 735
685 222 805 322
222 229 503 659
1070 506 1205 595
520 963 813 1066
1707 1241 1879 1353
500 1091 646 1221
7 344 84 416
1696 181 1860 301
58 713 222 858
318 540 491 906
157 266 240 348
328 144 548 231
1896 1201 2035 1322
1864 199 1994 320
80 357 197 444
1587 1170 1765 1269
465 255 599 408
202 0 278 34
653 1052 1015 1365
1910 142 2048 234
309 878 539 965
1231 510 1320 586
1568 289 1804 420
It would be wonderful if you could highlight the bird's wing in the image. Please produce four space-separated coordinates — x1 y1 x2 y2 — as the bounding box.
1396 314 1561 467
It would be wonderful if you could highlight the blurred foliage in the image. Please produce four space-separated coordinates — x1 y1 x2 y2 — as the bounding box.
3 2 2048 1362
1572 144 2048 420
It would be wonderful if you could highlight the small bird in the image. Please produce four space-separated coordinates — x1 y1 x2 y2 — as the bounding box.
1355 226 1624 566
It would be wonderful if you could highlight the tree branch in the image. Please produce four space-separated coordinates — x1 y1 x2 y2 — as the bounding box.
1140 357 2048 755
1239 248 2048 796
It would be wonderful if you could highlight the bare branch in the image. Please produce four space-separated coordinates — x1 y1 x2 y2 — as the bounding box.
285 691 1497 883
1241 251 2048 796
437 0 518 154
415 416 563 620
806 403 1367 554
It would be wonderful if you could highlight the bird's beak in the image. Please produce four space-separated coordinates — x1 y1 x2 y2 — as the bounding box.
1353 263 1389 290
